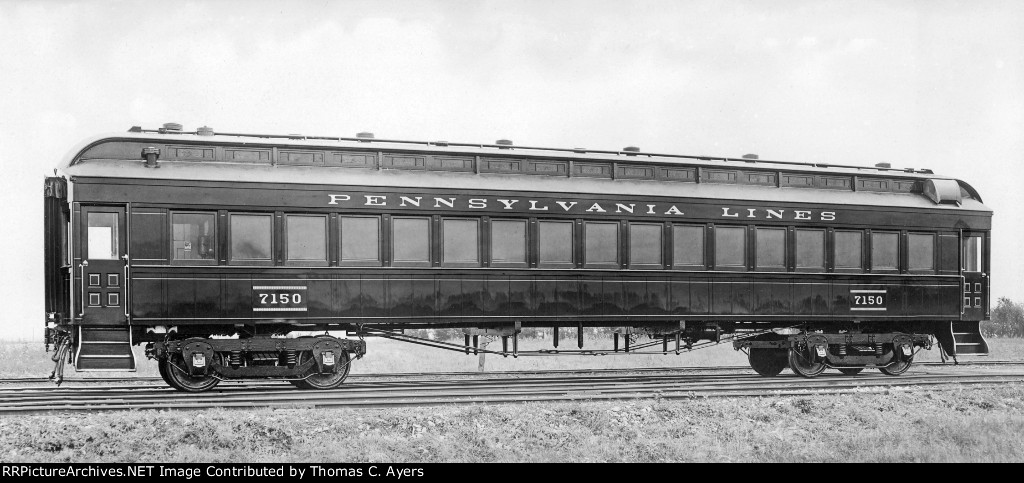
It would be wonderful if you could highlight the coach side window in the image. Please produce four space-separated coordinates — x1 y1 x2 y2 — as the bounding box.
871 232 899 271
229 213 273 264
340 216 381 265
834 230 863 271
491 219 527 267
286 215 328 265
584 221 619 268
538 220 573 268
755 227 786 271
171 212 216 264
629 223 662 268
908 233 935 272
714 226 746 270
442 218 480 267
795 229 825 272
672 225 705 269
392 217 431 267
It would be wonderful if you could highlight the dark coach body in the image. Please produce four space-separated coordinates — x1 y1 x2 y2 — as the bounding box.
42 124 993 390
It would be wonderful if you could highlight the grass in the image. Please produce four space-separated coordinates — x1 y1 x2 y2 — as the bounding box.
2 335 1023 379
2 384 1024 462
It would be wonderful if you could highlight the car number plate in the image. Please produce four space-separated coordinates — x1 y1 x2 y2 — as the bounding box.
252 285 308 312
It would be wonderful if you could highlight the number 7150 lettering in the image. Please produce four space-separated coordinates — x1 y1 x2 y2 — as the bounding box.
258 293 303 305
853 295 883 305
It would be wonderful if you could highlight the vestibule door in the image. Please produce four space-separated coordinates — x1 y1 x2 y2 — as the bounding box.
79 206 127 325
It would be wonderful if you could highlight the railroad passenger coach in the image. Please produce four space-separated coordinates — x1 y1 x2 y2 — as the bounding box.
43 124 993 391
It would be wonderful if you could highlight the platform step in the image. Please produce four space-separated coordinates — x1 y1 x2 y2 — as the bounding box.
950 321 990 356
79 328 130 342
75 327 136 371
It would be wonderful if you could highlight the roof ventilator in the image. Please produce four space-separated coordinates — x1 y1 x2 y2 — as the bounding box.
923 179 962 206
141 147 161 169
159 122 183 134
496 139 513 149
623 146 640 156
356 132 374 142
197 126 215 136
742 154 759 161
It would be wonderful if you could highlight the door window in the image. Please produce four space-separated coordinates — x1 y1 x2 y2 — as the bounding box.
964 235 983 272
87 212 118 260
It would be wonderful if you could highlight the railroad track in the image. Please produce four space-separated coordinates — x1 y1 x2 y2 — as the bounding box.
1 365 1023 414
3 359 1021 385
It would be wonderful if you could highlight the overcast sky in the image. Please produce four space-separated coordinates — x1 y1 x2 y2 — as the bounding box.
1 0 1022 340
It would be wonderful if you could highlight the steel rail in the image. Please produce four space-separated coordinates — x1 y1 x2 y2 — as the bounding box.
0 365 751 385
2 359 1020 385
1 370 1021 414
0 373 780 400
4 379 1021 413
0 370 1009 398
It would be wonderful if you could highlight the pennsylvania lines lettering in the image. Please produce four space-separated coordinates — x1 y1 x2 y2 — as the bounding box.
326 194 837 221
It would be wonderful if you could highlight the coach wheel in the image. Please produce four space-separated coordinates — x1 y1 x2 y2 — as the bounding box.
158 359 182 390
879 357 913 376
290 350 351 390
788 349 826 378
837 367 864 376
748 348 788 377
160 356 220 392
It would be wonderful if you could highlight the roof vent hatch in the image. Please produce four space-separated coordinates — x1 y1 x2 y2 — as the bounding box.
923 179 962 206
